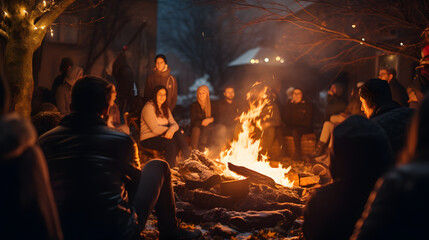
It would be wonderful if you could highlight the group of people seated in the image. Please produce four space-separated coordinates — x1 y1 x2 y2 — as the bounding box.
2 44 429 240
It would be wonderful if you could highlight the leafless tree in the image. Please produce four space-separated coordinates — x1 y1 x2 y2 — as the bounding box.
208 0 429 73
159 1 266 90
0 0 103 117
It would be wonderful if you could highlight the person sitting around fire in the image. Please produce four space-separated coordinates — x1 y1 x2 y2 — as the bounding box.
304 115 394 240
280 88 313 160
350 93 429 240
312 82 364 157
140 85 190 167
190 85 215 151
39 77 201 240
211 85 241 156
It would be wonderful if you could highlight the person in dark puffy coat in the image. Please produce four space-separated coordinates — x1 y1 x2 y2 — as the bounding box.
359 78 414 157
304 115 394 240
351 93 429 240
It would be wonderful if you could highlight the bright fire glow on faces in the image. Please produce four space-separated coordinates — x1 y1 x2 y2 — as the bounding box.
215 83 293 187
156 88 167 106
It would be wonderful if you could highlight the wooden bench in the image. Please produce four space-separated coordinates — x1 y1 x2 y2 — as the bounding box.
284 133 316 156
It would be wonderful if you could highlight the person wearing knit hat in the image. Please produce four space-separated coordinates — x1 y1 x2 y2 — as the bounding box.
55 66 83 114
190 85 214 150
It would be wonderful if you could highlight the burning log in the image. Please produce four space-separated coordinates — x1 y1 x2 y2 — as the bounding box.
191 189 235 209
220 178 250 198
185 174 222 190
228 162 277 188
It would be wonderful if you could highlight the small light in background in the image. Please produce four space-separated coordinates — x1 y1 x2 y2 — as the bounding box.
264 58 269 62
400 42 404 46
352 24 356 28
280 59 285 63
250 59 255 64
276 56 281 61
361 38 365 41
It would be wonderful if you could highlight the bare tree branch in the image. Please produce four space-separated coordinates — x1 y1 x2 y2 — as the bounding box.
0 28 8 39
35 0 76 27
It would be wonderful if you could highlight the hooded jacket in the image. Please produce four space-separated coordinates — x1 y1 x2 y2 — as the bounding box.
144 66 177 111
0 113 63 240
370 102 414 156
38 113 142 240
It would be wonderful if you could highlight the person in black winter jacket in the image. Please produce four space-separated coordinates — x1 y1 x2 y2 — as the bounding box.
351 93 429 240
282 88 313 159
325 82 348 120
39 76 201 240
359 78 414 157
304 115 394 240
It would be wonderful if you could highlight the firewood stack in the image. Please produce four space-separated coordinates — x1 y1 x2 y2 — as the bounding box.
171 150 308 238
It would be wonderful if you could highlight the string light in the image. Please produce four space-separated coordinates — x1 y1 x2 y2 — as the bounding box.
361 38 365 41
4 11 8 17
352 24 356 28
22 9 28 15
280 59 285 63
400 42 404 46
50 26 54 37
34 26 38 30
250 59 255 64
41 26 45 29
43 1 47 7
264 58 269 62
275 56 281 61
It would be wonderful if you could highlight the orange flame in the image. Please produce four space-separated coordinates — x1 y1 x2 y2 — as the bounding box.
216 83 293 187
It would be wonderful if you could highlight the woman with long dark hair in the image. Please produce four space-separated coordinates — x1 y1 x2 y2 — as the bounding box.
139 85 189 167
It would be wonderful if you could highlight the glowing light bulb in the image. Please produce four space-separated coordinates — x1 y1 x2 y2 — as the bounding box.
250 59 255 64
34 26 38 30
43 1 47 7
4 11 8 17
41 26 45 29
264 58 269 62
50 27 54 37
352 24 356 28
400 42 404 46
255 59 259 63
276 56 281 61
361 38 365 41
280 59 285 63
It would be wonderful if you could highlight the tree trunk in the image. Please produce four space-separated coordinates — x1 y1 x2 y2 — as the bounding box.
5 40 35 117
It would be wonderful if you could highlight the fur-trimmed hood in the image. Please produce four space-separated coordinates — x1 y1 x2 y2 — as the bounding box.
0 113 37 159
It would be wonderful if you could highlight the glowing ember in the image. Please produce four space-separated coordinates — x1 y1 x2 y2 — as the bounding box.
216 83 293 187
